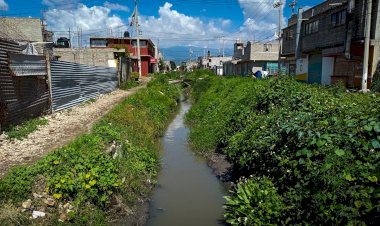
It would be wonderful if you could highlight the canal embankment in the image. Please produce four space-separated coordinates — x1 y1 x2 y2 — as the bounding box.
0 75 181 225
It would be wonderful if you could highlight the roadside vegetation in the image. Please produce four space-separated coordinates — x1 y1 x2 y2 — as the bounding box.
4 118 49 140
119 80 140 90
186 75 380 225
0 75 180 225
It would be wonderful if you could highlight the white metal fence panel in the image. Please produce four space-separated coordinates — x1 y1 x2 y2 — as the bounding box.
50 61 118 111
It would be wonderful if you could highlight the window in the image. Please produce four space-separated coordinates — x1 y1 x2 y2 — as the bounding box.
90 39 107 47
331 10 347 26
132 40 147 47
263 44 272 52
285 30 294 41
305 20 319 35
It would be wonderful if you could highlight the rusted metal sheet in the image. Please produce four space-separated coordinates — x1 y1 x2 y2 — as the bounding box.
0 38 50 129
50 61 118 111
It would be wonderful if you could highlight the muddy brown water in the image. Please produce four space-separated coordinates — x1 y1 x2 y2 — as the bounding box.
147 99 227 226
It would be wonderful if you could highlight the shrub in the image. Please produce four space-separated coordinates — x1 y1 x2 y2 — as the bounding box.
224 177 287 226
0 75 181 224
187 76 380 225
119 80 139 90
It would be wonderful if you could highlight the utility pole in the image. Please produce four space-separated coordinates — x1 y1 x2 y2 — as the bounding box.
274 0 283 75
77 28 80 48
157 38 160 73
295 7 303 60
80 28 82 48
362 0 372 91
133 0 142 78
222 36 225 57
189 48 193 63
69 27 71 48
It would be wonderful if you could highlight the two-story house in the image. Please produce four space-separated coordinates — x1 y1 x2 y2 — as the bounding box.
89 37 157 76
282 0 380 88
224 41 279 76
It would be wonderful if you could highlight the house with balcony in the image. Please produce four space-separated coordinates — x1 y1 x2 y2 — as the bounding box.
89 37 158 76
223 41 279 76
282 0 380 88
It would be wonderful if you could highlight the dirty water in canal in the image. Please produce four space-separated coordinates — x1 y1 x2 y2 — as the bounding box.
147 99 227 226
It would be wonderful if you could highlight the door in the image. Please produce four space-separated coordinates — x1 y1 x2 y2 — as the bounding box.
321 57 334 85
308 54 322 84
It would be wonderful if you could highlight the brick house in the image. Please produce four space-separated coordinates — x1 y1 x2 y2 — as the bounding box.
224 41 279 76
89 37 157 76
282 0 380 88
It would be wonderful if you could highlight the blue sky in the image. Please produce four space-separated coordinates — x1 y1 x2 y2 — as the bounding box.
0 0 323 48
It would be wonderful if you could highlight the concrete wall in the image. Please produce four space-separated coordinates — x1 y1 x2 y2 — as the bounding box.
0 18 43 42
302 5 347 53
199 56 232 69
282 0 379 55
233 42 244 59
224 60 277 76
244 42 279 61
282 25 297 55
53 48 124 67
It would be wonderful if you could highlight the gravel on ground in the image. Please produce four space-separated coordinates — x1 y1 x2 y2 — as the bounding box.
0 84 145 177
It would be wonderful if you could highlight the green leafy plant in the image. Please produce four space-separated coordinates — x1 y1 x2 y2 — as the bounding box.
119 80 139 90
224 177 287 226
187 76 380 225
5 118 48 140
0 74 181 224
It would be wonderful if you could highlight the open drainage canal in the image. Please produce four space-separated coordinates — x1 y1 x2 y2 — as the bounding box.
147 99 227 226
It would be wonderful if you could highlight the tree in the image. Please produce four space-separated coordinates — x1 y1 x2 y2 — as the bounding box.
158 58 166 72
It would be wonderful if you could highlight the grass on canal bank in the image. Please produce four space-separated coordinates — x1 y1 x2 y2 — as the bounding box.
0 75 180 225
186 74 380 225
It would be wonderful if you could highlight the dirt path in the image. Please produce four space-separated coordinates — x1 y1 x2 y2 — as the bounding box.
0 84 145 177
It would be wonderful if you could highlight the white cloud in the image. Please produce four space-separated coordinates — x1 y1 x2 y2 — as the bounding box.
0 0 8 11
45 4 125 46
139 2 228 47
103 1 130 12
43 1 235 49
237 0 286 42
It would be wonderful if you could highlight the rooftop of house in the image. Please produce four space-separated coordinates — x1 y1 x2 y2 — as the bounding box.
287 0 348 26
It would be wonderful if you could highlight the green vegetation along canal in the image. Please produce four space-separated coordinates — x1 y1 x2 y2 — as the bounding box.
147 99 227 226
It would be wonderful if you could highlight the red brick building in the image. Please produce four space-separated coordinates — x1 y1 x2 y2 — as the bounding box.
89 37 157 76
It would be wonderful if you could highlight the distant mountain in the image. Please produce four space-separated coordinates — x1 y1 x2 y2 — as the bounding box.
160 46 233 64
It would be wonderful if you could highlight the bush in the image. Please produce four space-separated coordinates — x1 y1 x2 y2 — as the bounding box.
187 76 380 225
119 80 139 90
0 75 181 224
224 177 287 226
131 72 139 80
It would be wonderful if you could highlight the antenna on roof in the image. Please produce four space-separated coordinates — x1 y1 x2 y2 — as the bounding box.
289 0 297 16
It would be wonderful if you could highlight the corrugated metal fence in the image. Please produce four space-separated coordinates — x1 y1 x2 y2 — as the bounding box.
0 39 50 128
50 61 118 111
